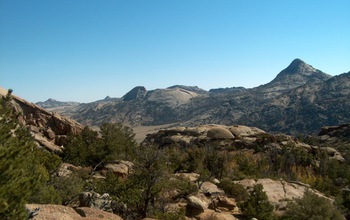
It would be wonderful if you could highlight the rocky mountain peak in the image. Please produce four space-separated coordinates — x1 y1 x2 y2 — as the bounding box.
256 59 332 96
276 58 327 78
46 98 57 102
122 86 147 101
287 58 308 71
104 96 112 100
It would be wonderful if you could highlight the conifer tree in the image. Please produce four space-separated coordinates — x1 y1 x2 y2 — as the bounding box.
239 184 275 220
0 96 60 219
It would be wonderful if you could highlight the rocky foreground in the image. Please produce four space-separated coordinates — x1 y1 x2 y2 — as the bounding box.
1 86 348 219
25 175 333 220
26 204 123 220
26 124 345 219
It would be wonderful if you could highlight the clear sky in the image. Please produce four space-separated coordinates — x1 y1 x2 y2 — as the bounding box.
1 0 349 103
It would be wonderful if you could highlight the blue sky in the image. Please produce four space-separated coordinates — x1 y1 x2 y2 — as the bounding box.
1 0 349 102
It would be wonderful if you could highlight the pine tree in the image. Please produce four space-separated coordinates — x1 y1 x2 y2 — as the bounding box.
63 123 137 167
0 96 60 219
238 184 275 220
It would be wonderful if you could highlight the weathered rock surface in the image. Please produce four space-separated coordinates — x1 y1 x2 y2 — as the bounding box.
200 181 224 196
234 178 331 212
229 125 265 137
209 196 237 211
186 195 209 211
197 209 237 220
26 204 123 220
207 127 235 139
0 87 83 152
142 124 265 148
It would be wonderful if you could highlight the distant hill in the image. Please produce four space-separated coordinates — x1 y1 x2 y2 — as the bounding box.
209 86 246 94
36 98 80 108
37 59 350 135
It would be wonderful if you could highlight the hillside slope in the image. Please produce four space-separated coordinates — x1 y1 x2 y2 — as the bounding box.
0 87 83 152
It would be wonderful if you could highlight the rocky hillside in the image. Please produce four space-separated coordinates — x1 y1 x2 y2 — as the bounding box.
243 71 350 134
142 124 344 162
139 123 347 218
0 87 83 152
37 59 349 135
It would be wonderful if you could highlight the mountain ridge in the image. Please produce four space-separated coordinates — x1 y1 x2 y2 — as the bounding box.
35 59 350 135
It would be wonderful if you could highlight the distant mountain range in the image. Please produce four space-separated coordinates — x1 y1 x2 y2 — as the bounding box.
37 58 350 135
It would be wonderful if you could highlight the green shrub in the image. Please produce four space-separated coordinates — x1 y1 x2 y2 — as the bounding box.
218 179 248 202
282 190 344 220
169 175 198 200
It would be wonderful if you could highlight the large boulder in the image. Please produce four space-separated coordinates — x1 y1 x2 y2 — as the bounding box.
228 125 265 137
207 127 235 139
25 204 123 220
200 181 224 196
209 196 237 211
103 160 134 177
197 209 237 220
322 147 345 162
186 195 209 211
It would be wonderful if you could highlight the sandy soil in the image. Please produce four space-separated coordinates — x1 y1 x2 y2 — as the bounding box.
132 123 177 143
